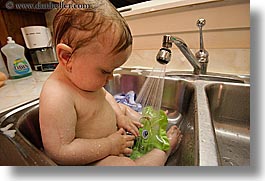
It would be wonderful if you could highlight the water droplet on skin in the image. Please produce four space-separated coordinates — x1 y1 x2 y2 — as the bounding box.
71 152 76 157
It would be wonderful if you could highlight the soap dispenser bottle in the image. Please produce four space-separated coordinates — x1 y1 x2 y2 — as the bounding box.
1 37 32 79
0 53 9 78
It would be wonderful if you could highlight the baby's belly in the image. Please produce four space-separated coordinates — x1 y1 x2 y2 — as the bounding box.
75 103 117 139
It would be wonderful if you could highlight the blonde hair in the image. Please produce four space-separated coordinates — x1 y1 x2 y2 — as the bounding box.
53 0 132 54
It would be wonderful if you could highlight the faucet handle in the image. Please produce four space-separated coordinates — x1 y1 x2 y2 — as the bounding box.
197 18 206 28
197 18 206 50
196 18 209 74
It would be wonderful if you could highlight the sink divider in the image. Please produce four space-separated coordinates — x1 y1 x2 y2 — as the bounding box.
194 81 219 166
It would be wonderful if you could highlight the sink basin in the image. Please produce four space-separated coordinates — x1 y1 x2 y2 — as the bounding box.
0 100 56 166
205 83 250 166
166 71 248 83
0 71 197 166
105 72 197 166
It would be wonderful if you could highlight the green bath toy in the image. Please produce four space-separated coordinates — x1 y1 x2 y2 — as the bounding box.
130 106 170 160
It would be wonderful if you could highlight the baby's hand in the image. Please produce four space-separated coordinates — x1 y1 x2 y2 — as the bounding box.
117 115 143 137
108 128 135 156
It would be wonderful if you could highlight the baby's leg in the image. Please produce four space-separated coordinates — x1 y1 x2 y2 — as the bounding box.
92 155 137 166
134 125 182 166
93 126 182 166
166 125 183 155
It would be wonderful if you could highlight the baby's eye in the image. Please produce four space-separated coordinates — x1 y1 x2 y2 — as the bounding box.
101 70 111 74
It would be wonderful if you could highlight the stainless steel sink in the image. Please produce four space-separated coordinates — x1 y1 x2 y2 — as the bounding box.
205 83 250 166
105 71 197 166
0 100 56 166
0 68 250 166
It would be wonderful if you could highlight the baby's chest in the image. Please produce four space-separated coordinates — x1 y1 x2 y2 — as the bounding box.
74 94 117 138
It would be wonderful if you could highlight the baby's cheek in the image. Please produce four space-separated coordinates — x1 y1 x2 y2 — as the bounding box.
94 78 106 90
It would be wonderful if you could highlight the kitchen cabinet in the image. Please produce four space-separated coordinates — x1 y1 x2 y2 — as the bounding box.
0 10 47 48
0 1 47 66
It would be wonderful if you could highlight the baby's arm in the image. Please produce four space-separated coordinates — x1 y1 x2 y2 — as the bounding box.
104 89 142 136
39 83 134 165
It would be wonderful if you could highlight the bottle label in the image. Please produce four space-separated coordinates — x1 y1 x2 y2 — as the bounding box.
13 58 30 75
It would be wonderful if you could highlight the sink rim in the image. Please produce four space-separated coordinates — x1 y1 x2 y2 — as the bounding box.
166 71 249 84
114 68 250 84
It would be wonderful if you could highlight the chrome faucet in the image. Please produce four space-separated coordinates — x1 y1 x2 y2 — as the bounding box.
156 18 209 75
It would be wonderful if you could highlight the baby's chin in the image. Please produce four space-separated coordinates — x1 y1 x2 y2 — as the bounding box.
90 84 106 92
72 82 103 92
80 86 102 92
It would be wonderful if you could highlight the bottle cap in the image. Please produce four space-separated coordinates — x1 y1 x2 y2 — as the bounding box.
7 37 15 43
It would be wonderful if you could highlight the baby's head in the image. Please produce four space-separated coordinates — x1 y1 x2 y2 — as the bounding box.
53 0 132 91
53 0 132 55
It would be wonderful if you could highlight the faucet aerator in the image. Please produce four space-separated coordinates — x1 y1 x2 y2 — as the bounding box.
156 48 171 65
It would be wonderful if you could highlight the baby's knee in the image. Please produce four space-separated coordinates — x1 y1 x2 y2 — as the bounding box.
119 157 136 166
109 156 136 166
96 156 136 166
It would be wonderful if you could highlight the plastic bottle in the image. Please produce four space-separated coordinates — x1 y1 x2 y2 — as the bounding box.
0 53 9 78
1 37 32 79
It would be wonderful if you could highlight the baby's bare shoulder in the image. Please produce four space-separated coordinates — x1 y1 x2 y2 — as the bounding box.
40 75 77 110
42 75 74 97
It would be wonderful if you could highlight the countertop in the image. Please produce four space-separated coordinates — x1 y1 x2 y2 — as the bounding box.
0 71 52 114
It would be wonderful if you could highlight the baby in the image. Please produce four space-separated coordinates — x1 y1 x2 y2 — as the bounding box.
39 0 182 166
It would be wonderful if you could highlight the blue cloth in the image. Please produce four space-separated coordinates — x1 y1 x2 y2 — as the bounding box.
114 91 142 112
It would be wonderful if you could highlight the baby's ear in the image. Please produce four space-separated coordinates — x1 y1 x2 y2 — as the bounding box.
56 43 73 72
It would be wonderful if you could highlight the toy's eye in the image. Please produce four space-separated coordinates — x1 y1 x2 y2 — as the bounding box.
142 130 149 139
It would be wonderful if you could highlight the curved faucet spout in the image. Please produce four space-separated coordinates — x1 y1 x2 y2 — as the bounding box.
156 35 201 75
170 36 201 75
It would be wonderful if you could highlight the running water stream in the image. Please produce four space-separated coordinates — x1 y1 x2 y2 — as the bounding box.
136 64 167 111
